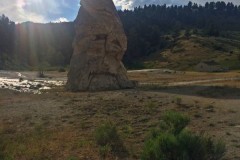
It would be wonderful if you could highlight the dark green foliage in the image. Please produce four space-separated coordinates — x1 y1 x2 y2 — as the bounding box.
0 15 15 69
177 131 226 160
0 15 15 53
205 25 220 37
94 122 126 155
160 111 190 135
142 132 178 160
0 17 74 70
142 111 226 160
95 122 119 147
13 22 74 69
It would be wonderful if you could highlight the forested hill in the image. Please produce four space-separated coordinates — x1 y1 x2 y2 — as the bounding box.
0 20 74 70
119 2 240 64
1 1 240 70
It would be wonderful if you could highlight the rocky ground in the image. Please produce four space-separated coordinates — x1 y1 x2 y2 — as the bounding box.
0 70 240 160
0 71 65 94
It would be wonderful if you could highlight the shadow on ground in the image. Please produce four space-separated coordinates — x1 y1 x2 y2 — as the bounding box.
140 85 240 99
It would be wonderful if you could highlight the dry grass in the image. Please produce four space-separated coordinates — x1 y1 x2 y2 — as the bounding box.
128 70 240 84
0 71 240 159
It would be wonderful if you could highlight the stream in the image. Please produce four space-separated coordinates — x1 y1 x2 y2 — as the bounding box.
0 71 65 94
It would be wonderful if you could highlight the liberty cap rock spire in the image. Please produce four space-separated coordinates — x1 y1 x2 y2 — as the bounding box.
67 0 136 91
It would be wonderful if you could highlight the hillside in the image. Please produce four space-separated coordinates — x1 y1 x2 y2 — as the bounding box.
142 31 240 71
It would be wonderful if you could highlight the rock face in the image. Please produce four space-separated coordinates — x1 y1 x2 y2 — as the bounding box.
67 0 135 91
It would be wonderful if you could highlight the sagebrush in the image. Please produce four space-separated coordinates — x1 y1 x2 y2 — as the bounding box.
142 111 226 160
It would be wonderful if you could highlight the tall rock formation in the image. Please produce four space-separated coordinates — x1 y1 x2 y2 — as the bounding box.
67 0 135 91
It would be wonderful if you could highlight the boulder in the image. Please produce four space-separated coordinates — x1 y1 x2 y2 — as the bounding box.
67 0 136 91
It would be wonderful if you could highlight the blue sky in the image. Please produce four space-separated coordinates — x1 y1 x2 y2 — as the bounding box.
0 0 240 23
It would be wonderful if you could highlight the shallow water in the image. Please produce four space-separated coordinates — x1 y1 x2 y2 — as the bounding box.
0 71 65 94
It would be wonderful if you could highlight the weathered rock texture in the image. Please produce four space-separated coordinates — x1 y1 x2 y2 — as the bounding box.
67 0 135 91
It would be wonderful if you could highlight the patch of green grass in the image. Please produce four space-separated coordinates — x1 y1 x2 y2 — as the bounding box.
99 145 111 159
0 123 75 160
145 101 158 113
171 43 186 53
218 58 240 70
67 156 79 160
76 139 90 148
122 125 134 136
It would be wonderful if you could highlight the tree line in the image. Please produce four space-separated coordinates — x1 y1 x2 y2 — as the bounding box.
118 1 240 65
0 1 240 70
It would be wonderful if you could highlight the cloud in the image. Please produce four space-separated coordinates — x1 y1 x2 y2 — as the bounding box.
113 0 133 10
0 0 78 23
0 0 45 23
53 17 69 23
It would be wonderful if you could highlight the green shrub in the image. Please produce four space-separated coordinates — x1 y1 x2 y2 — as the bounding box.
95 122 119 147
142 132 179 160
177 130 225 160
94 122 126 155
142 111 226 160
160 111 190 135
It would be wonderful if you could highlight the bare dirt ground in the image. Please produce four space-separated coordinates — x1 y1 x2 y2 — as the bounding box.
0 70 240 160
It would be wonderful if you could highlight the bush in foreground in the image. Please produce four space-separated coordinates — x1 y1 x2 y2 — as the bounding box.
142 111 226 160
94 122 127 158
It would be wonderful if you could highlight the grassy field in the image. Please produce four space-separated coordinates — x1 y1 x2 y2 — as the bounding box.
0 71 240 159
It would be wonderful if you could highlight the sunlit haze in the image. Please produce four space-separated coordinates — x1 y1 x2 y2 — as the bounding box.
0 0 240 23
